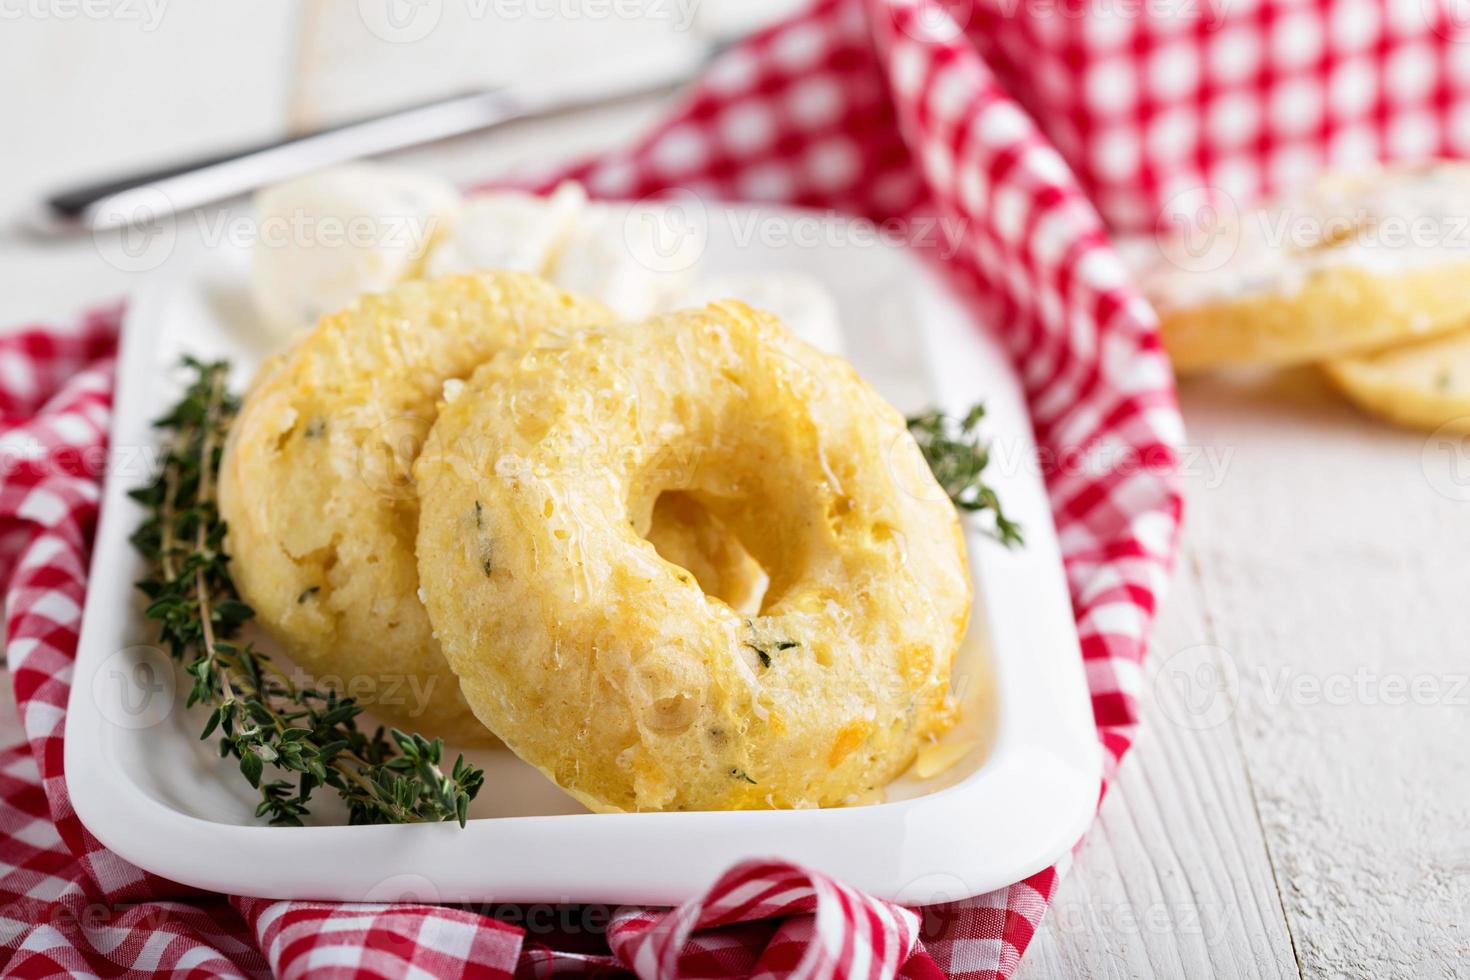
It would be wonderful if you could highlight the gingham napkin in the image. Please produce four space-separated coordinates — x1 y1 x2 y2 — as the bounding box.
20 0 1459 970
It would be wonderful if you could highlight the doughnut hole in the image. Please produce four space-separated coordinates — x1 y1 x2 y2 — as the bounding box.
642 491 768 614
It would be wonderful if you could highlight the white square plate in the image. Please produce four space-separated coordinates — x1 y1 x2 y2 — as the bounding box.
66 205 1100 906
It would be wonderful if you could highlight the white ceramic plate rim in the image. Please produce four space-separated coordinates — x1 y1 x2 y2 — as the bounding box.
65 205 1100 906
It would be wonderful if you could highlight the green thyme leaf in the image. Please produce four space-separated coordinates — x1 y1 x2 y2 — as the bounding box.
131 357 485 828
906 402 1023 548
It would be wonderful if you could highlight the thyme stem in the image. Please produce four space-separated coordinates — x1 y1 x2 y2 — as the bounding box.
907 402 1024 548
130 357 484 827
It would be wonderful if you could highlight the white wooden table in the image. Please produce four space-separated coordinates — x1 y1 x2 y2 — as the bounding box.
2 5 1465 976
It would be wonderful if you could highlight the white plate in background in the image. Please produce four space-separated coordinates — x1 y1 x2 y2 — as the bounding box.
66 205 1099 906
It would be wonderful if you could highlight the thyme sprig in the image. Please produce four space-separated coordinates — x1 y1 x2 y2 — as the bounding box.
907 403 1024 548
129 357 484 827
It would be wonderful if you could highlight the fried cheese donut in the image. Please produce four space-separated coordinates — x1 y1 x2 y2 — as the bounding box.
1141 162 1470 372
414 302 972 811
219 272 616 743
1325 328 1470 432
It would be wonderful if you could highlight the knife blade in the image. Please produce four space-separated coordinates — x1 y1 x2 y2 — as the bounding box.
32 43 713 235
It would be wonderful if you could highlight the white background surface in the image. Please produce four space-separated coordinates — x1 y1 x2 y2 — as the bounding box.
1 2 1466 976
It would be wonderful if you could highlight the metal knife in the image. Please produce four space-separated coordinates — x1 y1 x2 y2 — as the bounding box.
31 44 713 235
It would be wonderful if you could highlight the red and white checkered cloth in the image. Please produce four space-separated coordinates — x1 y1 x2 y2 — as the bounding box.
8 0 1463 974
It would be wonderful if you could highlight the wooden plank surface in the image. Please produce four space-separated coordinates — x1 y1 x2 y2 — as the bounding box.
5 5 1465 977
1017 539 1301 979
1174 370 1470 977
